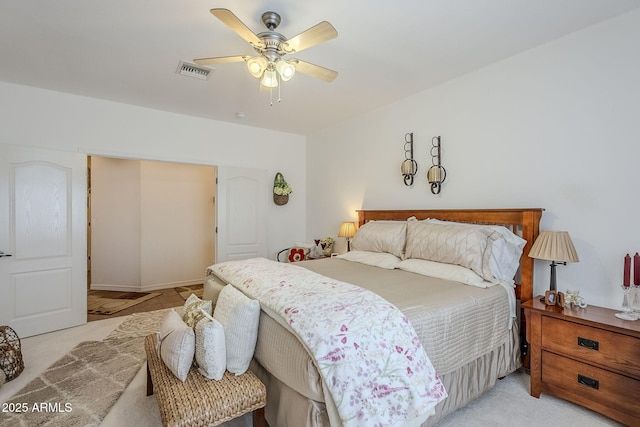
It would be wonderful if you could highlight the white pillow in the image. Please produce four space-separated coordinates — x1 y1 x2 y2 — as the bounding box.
158 309 195 382
182 293 213 327
336 250 401 270
194 309 226 380
351 220 407 258
397 258 494 288
203 277 226 305
213 285 260 375
427 219 526 282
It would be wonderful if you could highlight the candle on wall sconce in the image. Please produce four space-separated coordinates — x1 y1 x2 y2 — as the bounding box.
427 136 446 194
401 132 418 186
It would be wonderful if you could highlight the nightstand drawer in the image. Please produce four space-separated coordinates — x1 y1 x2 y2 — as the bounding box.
541 316 640 378
542 351 640 420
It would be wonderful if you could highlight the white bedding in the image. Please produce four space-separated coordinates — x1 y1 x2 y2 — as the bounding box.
209 258 447 427
206 256 518 426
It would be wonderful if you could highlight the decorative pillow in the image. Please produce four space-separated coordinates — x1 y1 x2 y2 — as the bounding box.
182 293 213 327
203 277 226 306
288 247 308 262
194 309 226 380
427 219 527 282
351 220 407 258
405 220 500 282
158 309 195 382
397 258 493 288
213 285 260 375
336 250 401 270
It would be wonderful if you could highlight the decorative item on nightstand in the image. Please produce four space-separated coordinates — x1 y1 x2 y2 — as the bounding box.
338 221 357 251
633 253 640 315
427 136 446 194
401 132 418 186
528 230 579 296
618 253 640 320
310 238 334 258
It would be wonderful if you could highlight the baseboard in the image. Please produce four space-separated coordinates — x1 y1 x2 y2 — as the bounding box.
90 279 202 293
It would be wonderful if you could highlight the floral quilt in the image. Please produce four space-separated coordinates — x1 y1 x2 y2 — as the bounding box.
209 258 447 427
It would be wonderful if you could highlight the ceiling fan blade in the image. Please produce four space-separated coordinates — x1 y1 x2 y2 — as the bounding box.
194 55 248 66
210 8 263 47
294 60 338 83
284 21 337 53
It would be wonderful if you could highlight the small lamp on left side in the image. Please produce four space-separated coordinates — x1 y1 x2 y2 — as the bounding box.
338 222 357 252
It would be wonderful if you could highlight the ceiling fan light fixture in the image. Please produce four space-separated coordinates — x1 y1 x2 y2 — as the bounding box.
276 60 296 81
261 69 279 88
246 57 267 78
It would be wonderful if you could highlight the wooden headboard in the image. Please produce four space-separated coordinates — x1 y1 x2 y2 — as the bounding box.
357 208 544 303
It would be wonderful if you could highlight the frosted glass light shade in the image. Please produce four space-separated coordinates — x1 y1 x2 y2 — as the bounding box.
246 57 267 78
528 231 579 263
276 60 296 81
260 69 279 88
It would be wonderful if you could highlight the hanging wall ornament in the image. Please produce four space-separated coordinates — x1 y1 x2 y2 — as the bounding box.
401 132 418 186
273 172 292 205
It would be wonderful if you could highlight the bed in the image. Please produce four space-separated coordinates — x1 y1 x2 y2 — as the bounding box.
206 208 543 427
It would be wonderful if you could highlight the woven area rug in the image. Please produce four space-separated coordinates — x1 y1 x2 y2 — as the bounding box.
0 309 171 427
175 284 203 300
87 291 161 315
106 308 173 339
0 337 145 427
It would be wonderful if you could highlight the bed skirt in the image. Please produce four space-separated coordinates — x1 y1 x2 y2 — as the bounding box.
250 320 520 427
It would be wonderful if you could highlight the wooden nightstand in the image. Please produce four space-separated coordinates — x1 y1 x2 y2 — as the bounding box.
523 298 640 426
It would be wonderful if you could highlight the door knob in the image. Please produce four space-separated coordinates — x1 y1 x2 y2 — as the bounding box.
0 251 12 257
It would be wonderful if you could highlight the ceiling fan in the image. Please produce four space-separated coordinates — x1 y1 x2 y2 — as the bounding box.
194 8 338 91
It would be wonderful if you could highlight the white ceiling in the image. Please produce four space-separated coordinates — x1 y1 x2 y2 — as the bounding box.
1 0 639 136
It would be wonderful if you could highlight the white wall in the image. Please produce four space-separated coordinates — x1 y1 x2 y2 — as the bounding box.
0 82 307 261
140 160 215 290
307 9 640 310
90 157 142 289
90 157 216 291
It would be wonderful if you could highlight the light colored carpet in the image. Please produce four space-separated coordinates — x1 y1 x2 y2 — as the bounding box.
0 310 624 427
87 291 162 315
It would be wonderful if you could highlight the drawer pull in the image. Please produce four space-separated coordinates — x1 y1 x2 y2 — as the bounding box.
577 337 599 351
578 374 599 390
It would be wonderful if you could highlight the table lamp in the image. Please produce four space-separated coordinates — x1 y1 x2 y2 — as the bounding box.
528 230 579 292
338 222 357 252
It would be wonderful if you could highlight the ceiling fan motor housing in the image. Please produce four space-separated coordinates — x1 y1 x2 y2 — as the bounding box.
256 31 287 62
261 11 281 30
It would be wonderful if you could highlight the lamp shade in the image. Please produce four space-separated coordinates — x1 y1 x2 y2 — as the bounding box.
260 69 279 88
338 222 357 239
246 57 267 78
276 60 296 81
528 231 579 263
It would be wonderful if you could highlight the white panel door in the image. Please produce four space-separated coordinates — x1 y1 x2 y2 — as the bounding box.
0 144 87 337
216 167 267 263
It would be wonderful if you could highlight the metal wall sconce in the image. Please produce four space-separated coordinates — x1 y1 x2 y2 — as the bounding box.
401 132 418 186
427 136 446 194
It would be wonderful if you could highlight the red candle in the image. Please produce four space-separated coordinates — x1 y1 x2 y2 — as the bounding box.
635 252 640 286
624 253 631 286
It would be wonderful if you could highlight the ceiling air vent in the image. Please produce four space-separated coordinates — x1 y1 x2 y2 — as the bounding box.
176 60 212 80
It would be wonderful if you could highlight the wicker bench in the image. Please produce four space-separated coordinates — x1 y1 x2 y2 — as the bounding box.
145 334 267 427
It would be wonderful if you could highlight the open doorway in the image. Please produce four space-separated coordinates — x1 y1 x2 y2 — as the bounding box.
87 156 216 294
